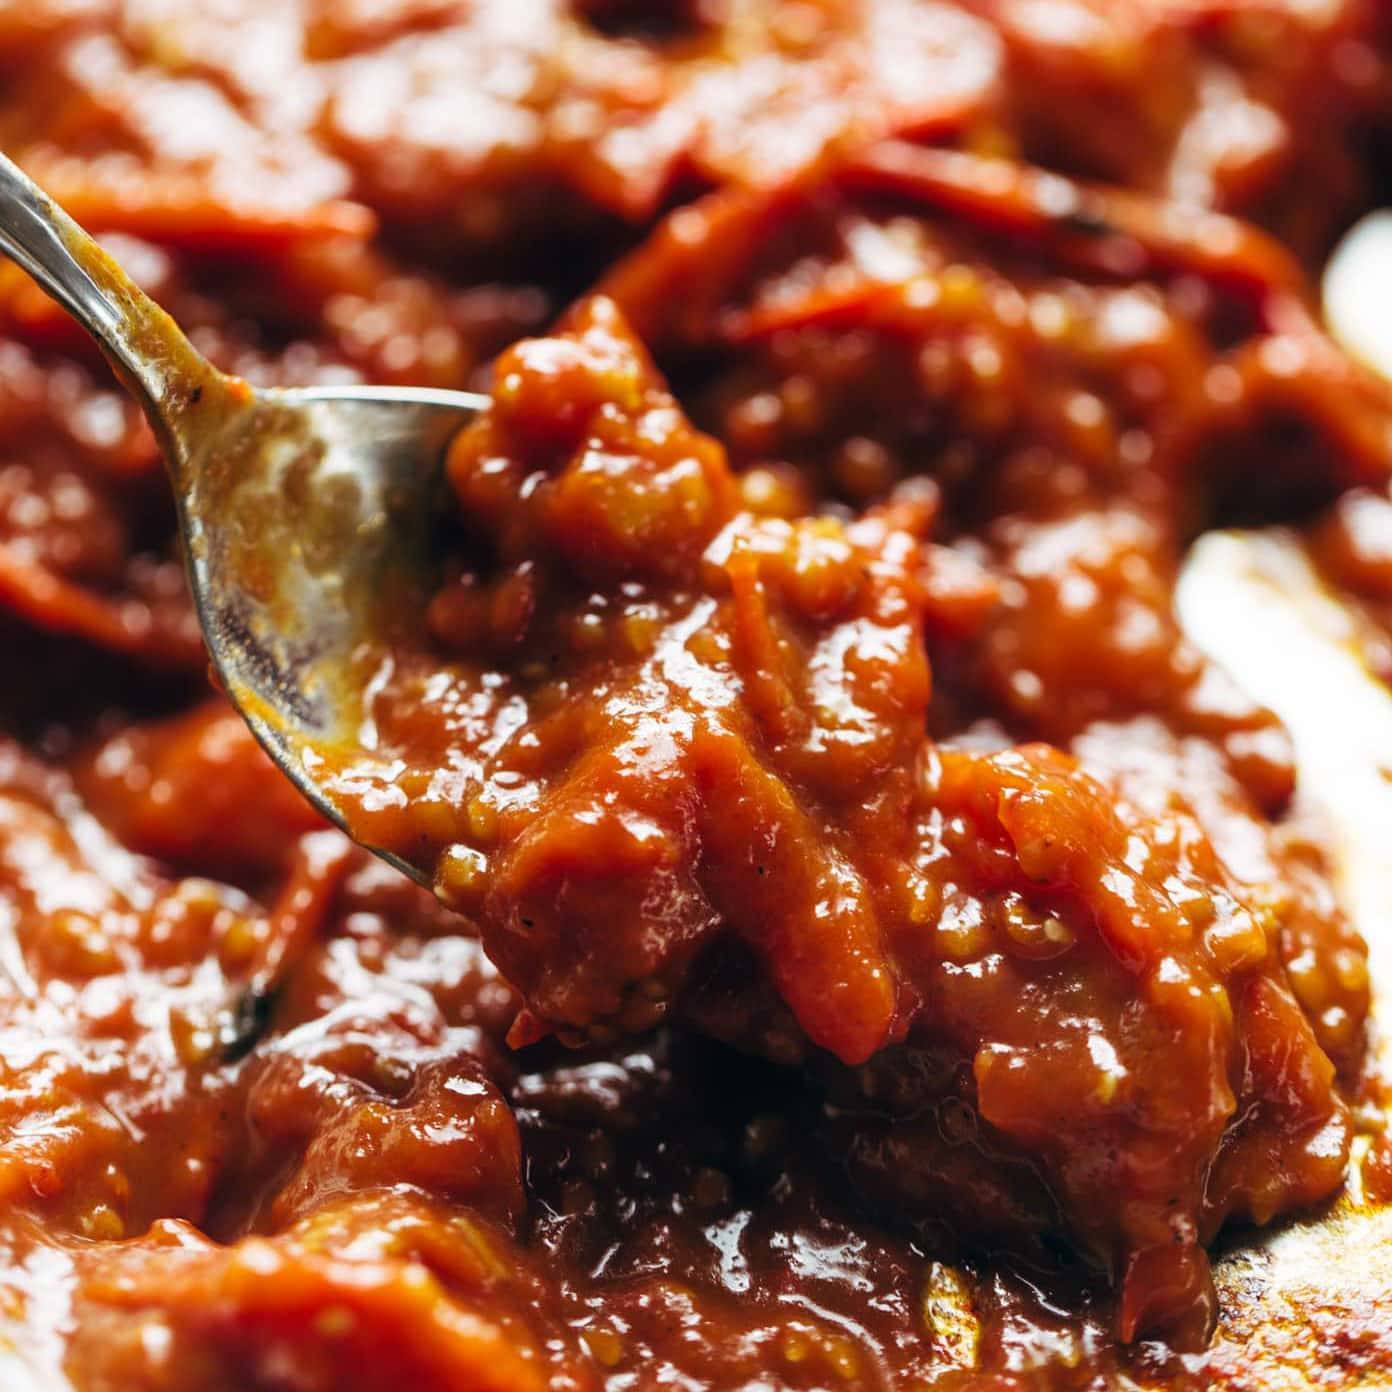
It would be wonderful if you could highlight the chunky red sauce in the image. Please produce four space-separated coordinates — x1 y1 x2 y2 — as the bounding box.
1 3 1391 1389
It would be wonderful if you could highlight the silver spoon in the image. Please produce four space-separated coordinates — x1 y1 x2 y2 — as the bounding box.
0 152 486 898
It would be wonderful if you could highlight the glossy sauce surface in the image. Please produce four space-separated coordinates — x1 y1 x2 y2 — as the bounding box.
1 2 1391 1389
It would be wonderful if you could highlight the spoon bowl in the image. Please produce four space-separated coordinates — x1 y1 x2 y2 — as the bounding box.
176 383 484 887
0 151 485 888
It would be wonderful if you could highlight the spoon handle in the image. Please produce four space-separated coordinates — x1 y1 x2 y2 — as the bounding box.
0 150 213 421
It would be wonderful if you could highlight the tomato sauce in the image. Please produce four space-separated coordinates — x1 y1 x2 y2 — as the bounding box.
0 2 1390 1389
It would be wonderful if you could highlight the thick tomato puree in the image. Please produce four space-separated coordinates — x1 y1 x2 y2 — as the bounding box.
0 2 1390 1390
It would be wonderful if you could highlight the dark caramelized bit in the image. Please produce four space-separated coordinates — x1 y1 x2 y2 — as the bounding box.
572 0 709 41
